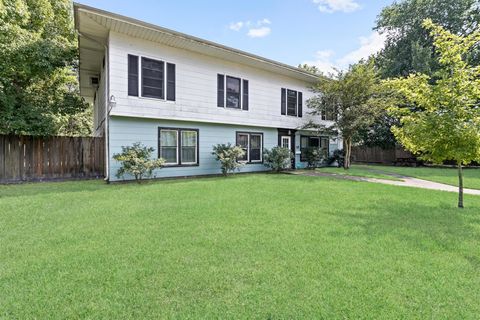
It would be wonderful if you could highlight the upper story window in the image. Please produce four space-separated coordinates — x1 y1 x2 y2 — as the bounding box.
128 54 175 101
321 108 336 121
281 88 302 117
217 74 249 110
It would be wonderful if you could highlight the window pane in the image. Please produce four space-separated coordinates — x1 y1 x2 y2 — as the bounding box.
181 147 196 163
142 57 164 99
181 131 197 164
226 76 241 109
250 134 261 149
287 89 297 116
250 134 262 161
160 130 177 163
160 130 177 146
309 137 320 148
300 137 309 148
161 147 177 163
182 131 197 147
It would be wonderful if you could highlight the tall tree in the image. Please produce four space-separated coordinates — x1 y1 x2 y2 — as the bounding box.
375 0 480 78
305 60 386 169
0 0 91 136
386 19 480 208
369 0 480 149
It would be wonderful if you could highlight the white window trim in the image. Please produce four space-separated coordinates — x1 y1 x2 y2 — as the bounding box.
286 88 298 117
160 129 179 165
180 130 198 165
220 74 246 111
237 132 263 163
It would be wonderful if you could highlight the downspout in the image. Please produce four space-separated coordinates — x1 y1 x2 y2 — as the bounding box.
78 32 110 182
104 43 110 182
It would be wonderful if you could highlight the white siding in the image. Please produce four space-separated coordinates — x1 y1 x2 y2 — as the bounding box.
108 31 331 130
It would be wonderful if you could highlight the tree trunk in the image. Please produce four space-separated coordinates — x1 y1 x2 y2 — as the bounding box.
343 138 351 170
458 163 464 208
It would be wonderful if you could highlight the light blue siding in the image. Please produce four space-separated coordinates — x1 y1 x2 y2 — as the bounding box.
108 116 278 181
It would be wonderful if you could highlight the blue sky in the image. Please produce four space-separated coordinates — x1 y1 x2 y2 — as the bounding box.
78 0 394 73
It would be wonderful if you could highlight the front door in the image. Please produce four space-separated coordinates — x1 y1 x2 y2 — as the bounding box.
278 129 296 169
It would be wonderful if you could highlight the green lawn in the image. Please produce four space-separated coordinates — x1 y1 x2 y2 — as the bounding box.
1 175 480 318
364 165 480 190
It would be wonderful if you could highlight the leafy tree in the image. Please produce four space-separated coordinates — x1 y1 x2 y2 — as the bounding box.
211 143 245 176
298 64 322 75
263 147 293 172
113 142 165 183
375 0 480 78
386 19 480 208
305 60 387 169
0 0 91 136
357 113 398 149
371 0 480 148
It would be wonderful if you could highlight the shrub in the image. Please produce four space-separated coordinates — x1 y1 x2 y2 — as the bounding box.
263 147 293 172
304 147 323 168
212 143 245 176
113 142 165 183
326 149 345 167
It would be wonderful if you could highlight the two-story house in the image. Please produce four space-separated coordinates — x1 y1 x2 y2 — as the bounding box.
74 3 341 181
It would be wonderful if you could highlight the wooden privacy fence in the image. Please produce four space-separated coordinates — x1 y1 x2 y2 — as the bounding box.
351 145 415 164
0 135 104 183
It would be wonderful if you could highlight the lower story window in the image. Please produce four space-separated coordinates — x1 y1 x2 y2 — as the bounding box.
300 136 329 162
159 128 199 166
236 132 263 163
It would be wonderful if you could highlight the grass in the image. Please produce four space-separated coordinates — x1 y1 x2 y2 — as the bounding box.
363 165 480 190
315 165 401 180
1 174 480 318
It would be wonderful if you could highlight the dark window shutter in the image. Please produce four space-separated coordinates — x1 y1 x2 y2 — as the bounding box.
217 74 225 107
128 55 139 96
298 91 303 117
281 88 286 115
242 79 249 110
166 63 176 101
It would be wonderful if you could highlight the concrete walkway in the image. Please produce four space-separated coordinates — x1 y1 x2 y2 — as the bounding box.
293 169 480 195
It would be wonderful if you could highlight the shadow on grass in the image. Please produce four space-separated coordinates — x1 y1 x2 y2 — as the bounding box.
0 173 269 199
320 196 480 267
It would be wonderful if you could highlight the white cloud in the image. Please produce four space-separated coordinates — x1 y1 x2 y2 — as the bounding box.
229 21 244 31
302 50 338 75
313 0 361 13
247 26 271 38
301 31 386 74
337 32 387 66
228 18 272 38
